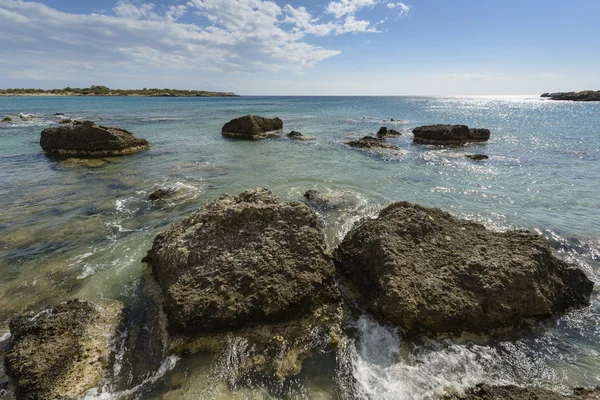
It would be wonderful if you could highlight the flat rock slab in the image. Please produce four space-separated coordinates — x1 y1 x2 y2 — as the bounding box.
442 384 600 400
5 299 123 400
345 136 400 150
334 201 593 337
413 124 490 145
40 121 149 157
143 188 337 335
222 115 283 139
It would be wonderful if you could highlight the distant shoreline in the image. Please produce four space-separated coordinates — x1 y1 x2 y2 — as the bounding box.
0 85 239 97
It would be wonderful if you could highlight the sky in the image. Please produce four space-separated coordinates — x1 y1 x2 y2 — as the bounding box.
0 0 599 95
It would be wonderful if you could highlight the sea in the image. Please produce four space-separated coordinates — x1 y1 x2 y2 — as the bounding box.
0 95 599 399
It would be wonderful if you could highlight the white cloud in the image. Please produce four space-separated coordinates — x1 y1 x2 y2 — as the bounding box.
326 0 377 19
113 1 157 20
386 2 410 16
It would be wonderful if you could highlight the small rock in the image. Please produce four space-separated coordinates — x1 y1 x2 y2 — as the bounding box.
19 113 34 121
54 113 65 116
376 127 388 137
345 136 400 150
149 188 177 201
59 118 73 124
287 131 316 141
465 154 489 161
1 116 12 123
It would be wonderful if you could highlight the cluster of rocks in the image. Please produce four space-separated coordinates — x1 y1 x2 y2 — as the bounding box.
3 187 593 398
413 124 491 145
345 136 400 150
542 91 600 101
442 384 600 400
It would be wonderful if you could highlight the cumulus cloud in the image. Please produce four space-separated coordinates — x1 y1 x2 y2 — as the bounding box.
0 0 402 83
386 1 410 16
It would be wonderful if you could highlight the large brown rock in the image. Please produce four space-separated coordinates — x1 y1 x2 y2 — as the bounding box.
143 188 337 334
413 124 490 145
442 384 600 400
221 115 283 139
40 121 149 157
4 299 123 400
333 202 593 337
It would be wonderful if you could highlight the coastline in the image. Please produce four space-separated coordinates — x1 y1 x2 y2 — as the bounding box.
0 93 239 97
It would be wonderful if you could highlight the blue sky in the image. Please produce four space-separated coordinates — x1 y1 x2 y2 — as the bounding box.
0 0 598 95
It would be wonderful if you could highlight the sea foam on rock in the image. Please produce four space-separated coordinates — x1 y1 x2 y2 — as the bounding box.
4 299 123 400
333 201 593 337
40 121 150 157
221 115 283 139
413 124 490 145
143 188 343 379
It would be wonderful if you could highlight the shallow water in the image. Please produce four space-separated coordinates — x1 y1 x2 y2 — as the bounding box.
0 95 599 399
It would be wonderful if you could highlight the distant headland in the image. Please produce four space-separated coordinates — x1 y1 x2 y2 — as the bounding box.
0 85 239 97
541 90 600 101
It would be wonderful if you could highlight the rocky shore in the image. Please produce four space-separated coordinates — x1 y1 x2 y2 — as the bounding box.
541 91 600 101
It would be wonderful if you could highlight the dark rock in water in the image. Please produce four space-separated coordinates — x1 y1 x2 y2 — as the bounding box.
287 130 316 140
466 154 489 161
144 188 338 334
376 127 388 137
303 189 322 201
143 188 342 379
542 90 600 101
412 124 490 145
59 118 73 124
442 383 600 399
1 116 12 123
19 113 34 121
54 113 65 116
149 187 177 201
221 115 283 139
378 127 402 138
72 120 95 126
345 136 400 150
40 121 150 157
4 299 123 400
388 129 401 136
333 201 593 337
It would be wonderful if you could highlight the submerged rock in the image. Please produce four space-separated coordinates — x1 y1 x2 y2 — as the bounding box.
221 115 283 139
442 383 600 399
19 113 34 121
413 124 490 145
149 187 177 201
143 188 342 379
1 116 12 123
287 130 316 140
59 118 73 124
334 201 593 337
377 127 402 138
40 121 150 157
345 136 400 150
4 299 123 400
466 154 489 161
59 158 111 168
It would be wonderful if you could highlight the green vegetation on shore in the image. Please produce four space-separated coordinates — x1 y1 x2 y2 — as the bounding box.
0 85 238 97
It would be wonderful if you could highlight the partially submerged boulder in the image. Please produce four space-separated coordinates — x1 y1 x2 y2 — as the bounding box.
59 118 73 124
4 299 123 400
442 383 600 400
413 124 490 145
40 121 150 157
287 131 316 140
148 187 177 201
334 201 593 337
143 188 342 379
466 154 489 161
1 116 12 123
345 136 400 150
221 115 283 139
19 113 34 121
377 127 402 138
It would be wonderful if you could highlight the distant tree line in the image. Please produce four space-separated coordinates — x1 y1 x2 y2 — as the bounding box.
0 85 239 97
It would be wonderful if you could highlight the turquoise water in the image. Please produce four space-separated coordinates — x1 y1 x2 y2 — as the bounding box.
0 96 599 399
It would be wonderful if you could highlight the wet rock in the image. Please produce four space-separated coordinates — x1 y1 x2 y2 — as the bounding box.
40 121 150 157
59 158 110 168
221 115 283 139
376 127 388 137
542 90 600 101
302 190 344 211
72 120 95 126
466 154 489 161
413 124 490 145
54 113 65 116
144 188 342 379
1 116 12 123
149 187 177 201
442 383 600 399
377 127 402 138
19 113 34 121
4 299 123 400
333 201 593 337
59 118 73 124
287 131 316 140
345 136 400 150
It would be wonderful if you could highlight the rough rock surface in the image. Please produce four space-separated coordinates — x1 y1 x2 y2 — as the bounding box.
345 136 400 150
221 115 283 139
287 131 316 140
149 187 177 201
334 201 593 337
1 116 12 123
4 299 123 400
413 124 490 145
442 384 600 399
466 154 489 161
59 118 73 124
542 90 600 101
143 188 338 334
40 121 150 157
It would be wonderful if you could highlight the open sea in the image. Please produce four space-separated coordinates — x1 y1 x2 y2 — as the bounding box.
0 95 599 399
